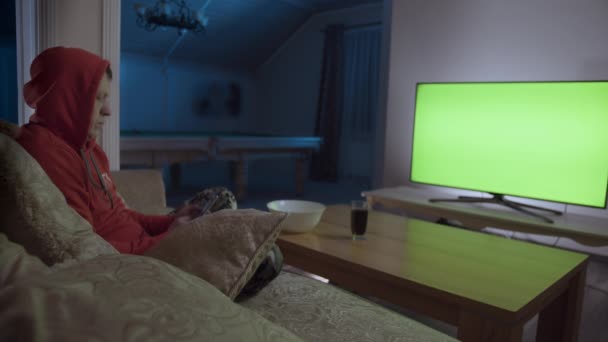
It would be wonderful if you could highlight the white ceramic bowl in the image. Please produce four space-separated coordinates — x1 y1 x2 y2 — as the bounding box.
267 200 326 233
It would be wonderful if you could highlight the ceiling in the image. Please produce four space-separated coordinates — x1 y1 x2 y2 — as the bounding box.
121 0 382 70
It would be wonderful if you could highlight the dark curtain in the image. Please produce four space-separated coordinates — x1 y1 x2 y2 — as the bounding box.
338 26 382 185
310 24 345 182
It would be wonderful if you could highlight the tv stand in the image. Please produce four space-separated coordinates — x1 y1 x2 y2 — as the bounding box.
429 193 562 223
363 186 608 246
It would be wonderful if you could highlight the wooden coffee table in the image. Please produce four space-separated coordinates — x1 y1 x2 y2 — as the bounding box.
277 205 589 342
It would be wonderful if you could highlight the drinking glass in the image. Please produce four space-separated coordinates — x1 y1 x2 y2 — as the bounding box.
350 200 368 240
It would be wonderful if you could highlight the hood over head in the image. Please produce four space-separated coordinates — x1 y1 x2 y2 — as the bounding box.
24 47 110 149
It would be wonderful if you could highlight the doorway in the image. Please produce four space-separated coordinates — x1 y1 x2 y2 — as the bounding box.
0 0 17 124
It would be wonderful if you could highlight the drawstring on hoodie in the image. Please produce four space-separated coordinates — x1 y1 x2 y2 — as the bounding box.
81 149 114 208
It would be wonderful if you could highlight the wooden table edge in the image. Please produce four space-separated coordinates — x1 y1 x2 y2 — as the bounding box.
513 256 589 320
276 235 575 326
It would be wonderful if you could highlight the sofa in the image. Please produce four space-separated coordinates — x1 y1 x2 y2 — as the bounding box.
0 129 457 342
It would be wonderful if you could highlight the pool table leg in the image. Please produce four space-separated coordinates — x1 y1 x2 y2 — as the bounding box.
295 156 306 196
234 158 248 201
170 164 181 189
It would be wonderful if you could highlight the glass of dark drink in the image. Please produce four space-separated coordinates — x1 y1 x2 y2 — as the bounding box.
350 200 368 240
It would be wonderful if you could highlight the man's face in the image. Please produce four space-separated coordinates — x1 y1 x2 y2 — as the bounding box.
88 73 111 139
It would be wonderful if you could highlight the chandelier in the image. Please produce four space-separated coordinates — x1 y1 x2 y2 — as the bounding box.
134 0 209 35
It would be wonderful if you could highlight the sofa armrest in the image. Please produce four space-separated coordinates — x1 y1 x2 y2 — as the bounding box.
0 120 20 139
111 169 171 215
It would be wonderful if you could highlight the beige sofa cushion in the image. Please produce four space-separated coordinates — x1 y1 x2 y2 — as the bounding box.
145 209 286 300
242 271 458 342
0 254 303 342
0 119 19 139
0 133 117 265
110 169 171 215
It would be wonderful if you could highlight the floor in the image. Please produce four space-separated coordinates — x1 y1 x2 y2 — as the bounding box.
167 180 608 342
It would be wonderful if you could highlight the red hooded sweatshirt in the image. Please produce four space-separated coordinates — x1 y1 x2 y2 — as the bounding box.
17 47 174 254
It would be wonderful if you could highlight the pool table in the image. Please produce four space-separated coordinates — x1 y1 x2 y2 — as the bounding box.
120 130 323 199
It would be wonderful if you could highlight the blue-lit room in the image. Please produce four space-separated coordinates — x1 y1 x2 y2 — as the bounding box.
119 0 383 209
1 1 607 342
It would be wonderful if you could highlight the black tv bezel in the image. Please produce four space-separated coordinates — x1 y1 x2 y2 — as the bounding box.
409 80 608 210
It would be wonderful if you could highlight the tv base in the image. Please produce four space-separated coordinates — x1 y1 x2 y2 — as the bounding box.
429 193 562 224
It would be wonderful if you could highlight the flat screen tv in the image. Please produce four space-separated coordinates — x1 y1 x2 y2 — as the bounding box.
410 81 608 222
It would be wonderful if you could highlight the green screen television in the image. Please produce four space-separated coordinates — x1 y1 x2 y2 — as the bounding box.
411 81 608 210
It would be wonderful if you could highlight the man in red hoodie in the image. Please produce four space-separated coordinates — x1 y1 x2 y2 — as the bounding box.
17 47 199 254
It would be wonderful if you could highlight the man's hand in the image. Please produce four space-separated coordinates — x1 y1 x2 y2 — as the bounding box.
169 204 202 230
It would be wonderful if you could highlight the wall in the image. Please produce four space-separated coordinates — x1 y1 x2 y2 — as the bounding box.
36 0 121 169
253 3 384 136
121 53 256 132
120 52 259 189
53 0 102 54
383 0 608 218
252 4 384 189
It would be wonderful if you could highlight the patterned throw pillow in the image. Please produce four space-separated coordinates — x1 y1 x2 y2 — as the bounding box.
0 233 49 289
0 254 304 342
0 133 117 266
145 209 287 300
